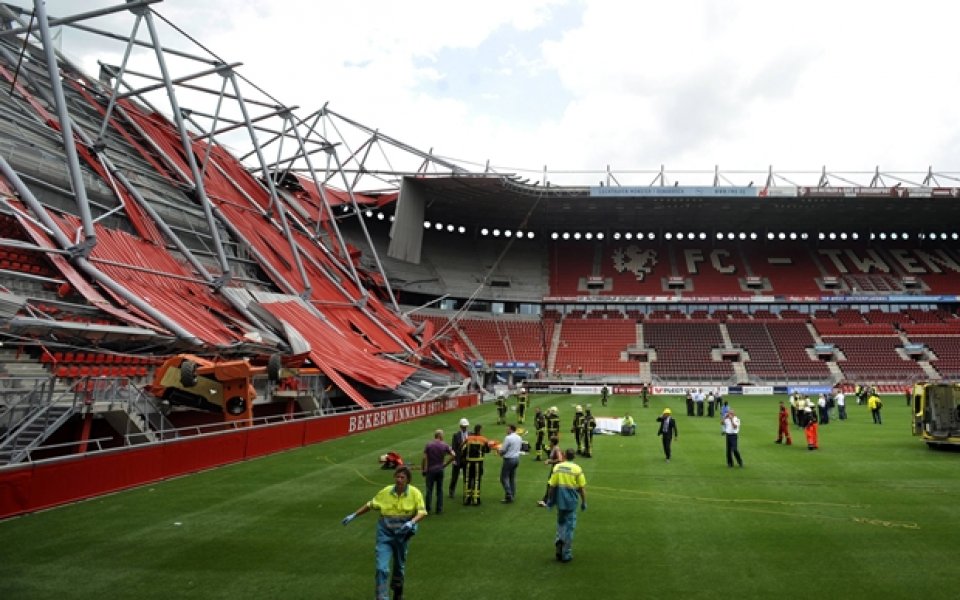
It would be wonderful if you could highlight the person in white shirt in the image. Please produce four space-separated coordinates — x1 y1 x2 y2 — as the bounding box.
835 391 847 420
498 424 523 503
721 409 744 468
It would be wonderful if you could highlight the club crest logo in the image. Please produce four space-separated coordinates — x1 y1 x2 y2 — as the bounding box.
612 246 658 281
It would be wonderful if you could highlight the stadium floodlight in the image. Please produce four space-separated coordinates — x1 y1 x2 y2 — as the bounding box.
953 233 959 240
718 232 726 240
749 232 757 240
551 232 559 240
648 232 656 240
739 232 747 240
481 228 490 236
504 230 513 237
364 210 373 218
390 215 395 222
424 221 432 229
377 212 385 220
801 232 809 240
665 232 673 240
676 232 684 240
766 232 774 240
435 222 443 230
727 232 735 240
458 226 466 234
840 233 848 240
902 233 909 240
493 228 501 237
573 232 582 240
879 233 887 240
585 232 593 240
818 232 825 240
613 232 622 240
562 232 570 240
699 232 707 240
597 232 605 240
890 233 898 240
778 232 786 240
527 232 535 239
625 232 633 240
828 232 836 240
447 224 455 232
788 232 797 240
850 232 858 240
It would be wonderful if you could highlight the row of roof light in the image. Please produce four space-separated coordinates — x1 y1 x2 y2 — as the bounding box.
550 231 960 241
357 210 960 242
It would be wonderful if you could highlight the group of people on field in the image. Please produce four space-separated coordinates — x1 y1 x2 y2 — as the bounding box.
340 383 888 598
684 388 725 418
342 400 594 599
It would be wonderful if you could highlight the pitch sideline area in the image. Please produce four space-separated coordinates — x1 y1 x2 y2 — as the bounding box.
0 394 955 599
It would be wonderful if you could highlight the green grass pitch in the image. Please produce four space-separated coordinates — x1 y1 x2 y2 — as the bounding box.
1 394 957 600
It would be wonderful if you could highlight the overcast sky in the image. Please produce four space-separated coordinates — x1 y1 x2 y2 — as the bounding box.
17 0 960 185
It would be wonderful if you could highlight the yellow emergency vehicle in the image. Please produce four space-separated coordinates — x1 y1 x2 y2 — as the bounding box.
911 382 960 448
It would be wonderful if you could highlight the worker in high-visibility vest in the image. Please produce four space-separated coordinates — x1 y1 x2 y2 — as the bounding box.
462 424 491 505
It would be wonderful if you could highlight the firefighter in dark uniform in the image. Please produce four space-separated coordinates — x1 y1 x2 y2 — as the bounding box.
533 406 547 461
641 383 650 408
516 386 529 424
462 424 491 505
572 405 585 455
495 392 507 425
600 385 609 407
546 406 561 446
581 405 597 458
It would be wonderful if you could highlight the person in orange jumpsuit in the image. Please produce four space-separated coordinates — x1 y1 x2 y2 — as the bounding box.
775 401 792 445
804 407 819 450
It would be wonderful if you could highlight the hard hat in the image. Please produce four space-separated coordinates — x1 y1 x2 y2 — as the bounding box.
459 418 469 427
550 406 558 414
575 405 583 412
663 408 672 415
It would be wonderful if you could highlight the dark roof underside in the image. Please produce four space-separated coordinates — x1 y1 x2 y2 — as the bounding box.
404 176 960 235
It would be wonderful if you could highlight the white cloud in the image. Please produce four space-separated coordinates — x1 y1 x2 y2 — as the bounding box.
24 0 960 184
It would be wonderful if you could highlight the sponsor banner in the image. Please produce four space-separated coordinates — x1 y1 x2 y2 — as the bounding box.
788 385 834 395
614 385 647 394
741 386 774 395
571 386 604 395
347 397 465 433
758 186 798 197
653 386 729 395
527 385 572 394
492 361 540 369
591 186 760 198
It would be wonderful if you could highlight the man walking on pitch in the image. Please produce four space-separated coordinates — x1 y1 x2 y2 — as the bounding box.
421 429 455 515
656 408 678 462
498 424 523 503
775 401 792 445
721 408 744 468
546 448 587 562
342 465 427 600
448 418 470 499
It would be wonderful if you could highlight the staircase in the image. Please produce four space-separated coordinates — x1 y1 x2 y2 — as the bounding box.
0 402 77 464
